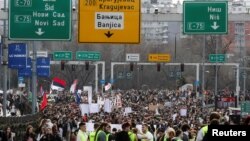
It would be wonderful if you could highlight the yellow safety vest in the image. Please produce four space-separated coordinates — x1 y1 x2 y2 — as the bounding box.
128 131 136 141
89 131 96 141
106 133 110 141
163 136 167 141
202 126 208 136
173 137 182 141
95 130 105 141
78 130 88 141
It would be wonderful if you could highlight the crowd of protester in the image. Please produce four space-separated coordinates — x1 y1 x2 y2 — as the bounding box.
0 88 250 141
0 89 28 117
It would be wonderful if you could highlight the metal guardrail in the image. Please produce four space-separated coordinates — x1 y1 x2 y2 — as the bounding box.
0 112 43 140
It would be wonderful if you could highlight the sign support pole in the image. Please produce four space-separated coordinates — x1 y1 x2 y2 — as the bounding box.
215 35 218 110
2 0 7 117
32 41 37 114
202 35 206 111
196 64 200 98
101 62 105 96
95 63 98 93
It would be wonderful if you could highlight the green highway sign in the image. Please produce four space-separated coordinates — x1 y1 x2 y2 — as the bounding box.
9 0 71 40
53 51 72 61
117 72 124 79
126 72 132 79
241 101 250 113
183 1 228 34
76 51 101 61
209 54 226 63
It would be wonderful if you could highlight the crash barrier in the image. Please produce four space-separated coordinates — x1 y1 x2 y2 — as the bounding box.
0 112 43 140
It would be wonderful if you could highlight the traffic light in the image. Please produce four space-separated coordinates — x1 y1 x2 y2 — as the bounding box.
130 62 134 71
85 62 89 70
157 63 161 72
181 63 184 72
72 65 76 71
61 61 65 70
141 65 143 71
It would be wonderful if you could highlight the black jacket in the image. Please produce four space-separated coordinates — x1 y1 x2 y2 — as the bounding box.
23 133 37 141
39 134 62 141
115 131 130 141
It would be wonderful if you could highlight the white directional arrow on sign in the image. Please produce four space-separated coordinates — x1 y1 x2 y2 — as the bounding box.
211 22 219 30
35 28 45 36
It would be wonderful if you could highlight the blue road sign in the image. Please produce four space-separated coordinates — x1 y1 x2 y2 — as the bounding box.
37 57 50 77
100 80 105 84
110 79 115 84
18 57 32 77
194 80 200 86
18 76 24 84
8 43 27 69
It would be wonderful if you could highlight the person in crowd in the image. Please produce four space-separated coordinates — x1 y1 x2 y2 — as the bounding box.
39 127 54 141
0 104 3 117
164 128 176 141
76 122 88 141
82 114 88 122
94 123 109 141
155 128 165 141
137 124 154 141
89 123 100 141
2 126 15 141
23 125 37 141
110 128 118 141
172 130 183 141
57 124 63 139
115 123 130 141
128 124 137 141
52 125 62 141
36 127 46 141
181 124 190 141
195 112 220 141
105 125 112 141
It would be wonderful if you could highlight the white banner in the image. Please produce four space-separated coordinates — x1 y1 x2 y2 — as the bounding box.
104 99 112 113
83 86 92 104
80 104 89 116
89 104 100 114
180 108 187 117
125 107 132 114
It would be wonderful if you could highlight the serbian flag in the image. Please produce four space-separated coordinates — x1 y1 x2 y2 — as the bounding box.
104 83 112 91
70 79 78 94
40 92 48 111
51 77 66 91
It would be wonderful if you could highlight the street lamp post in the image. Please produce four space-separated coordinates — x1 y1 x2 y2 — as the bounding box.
174 33 177 62
236 33 250 102
174 33 177 89
170 32 179 89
